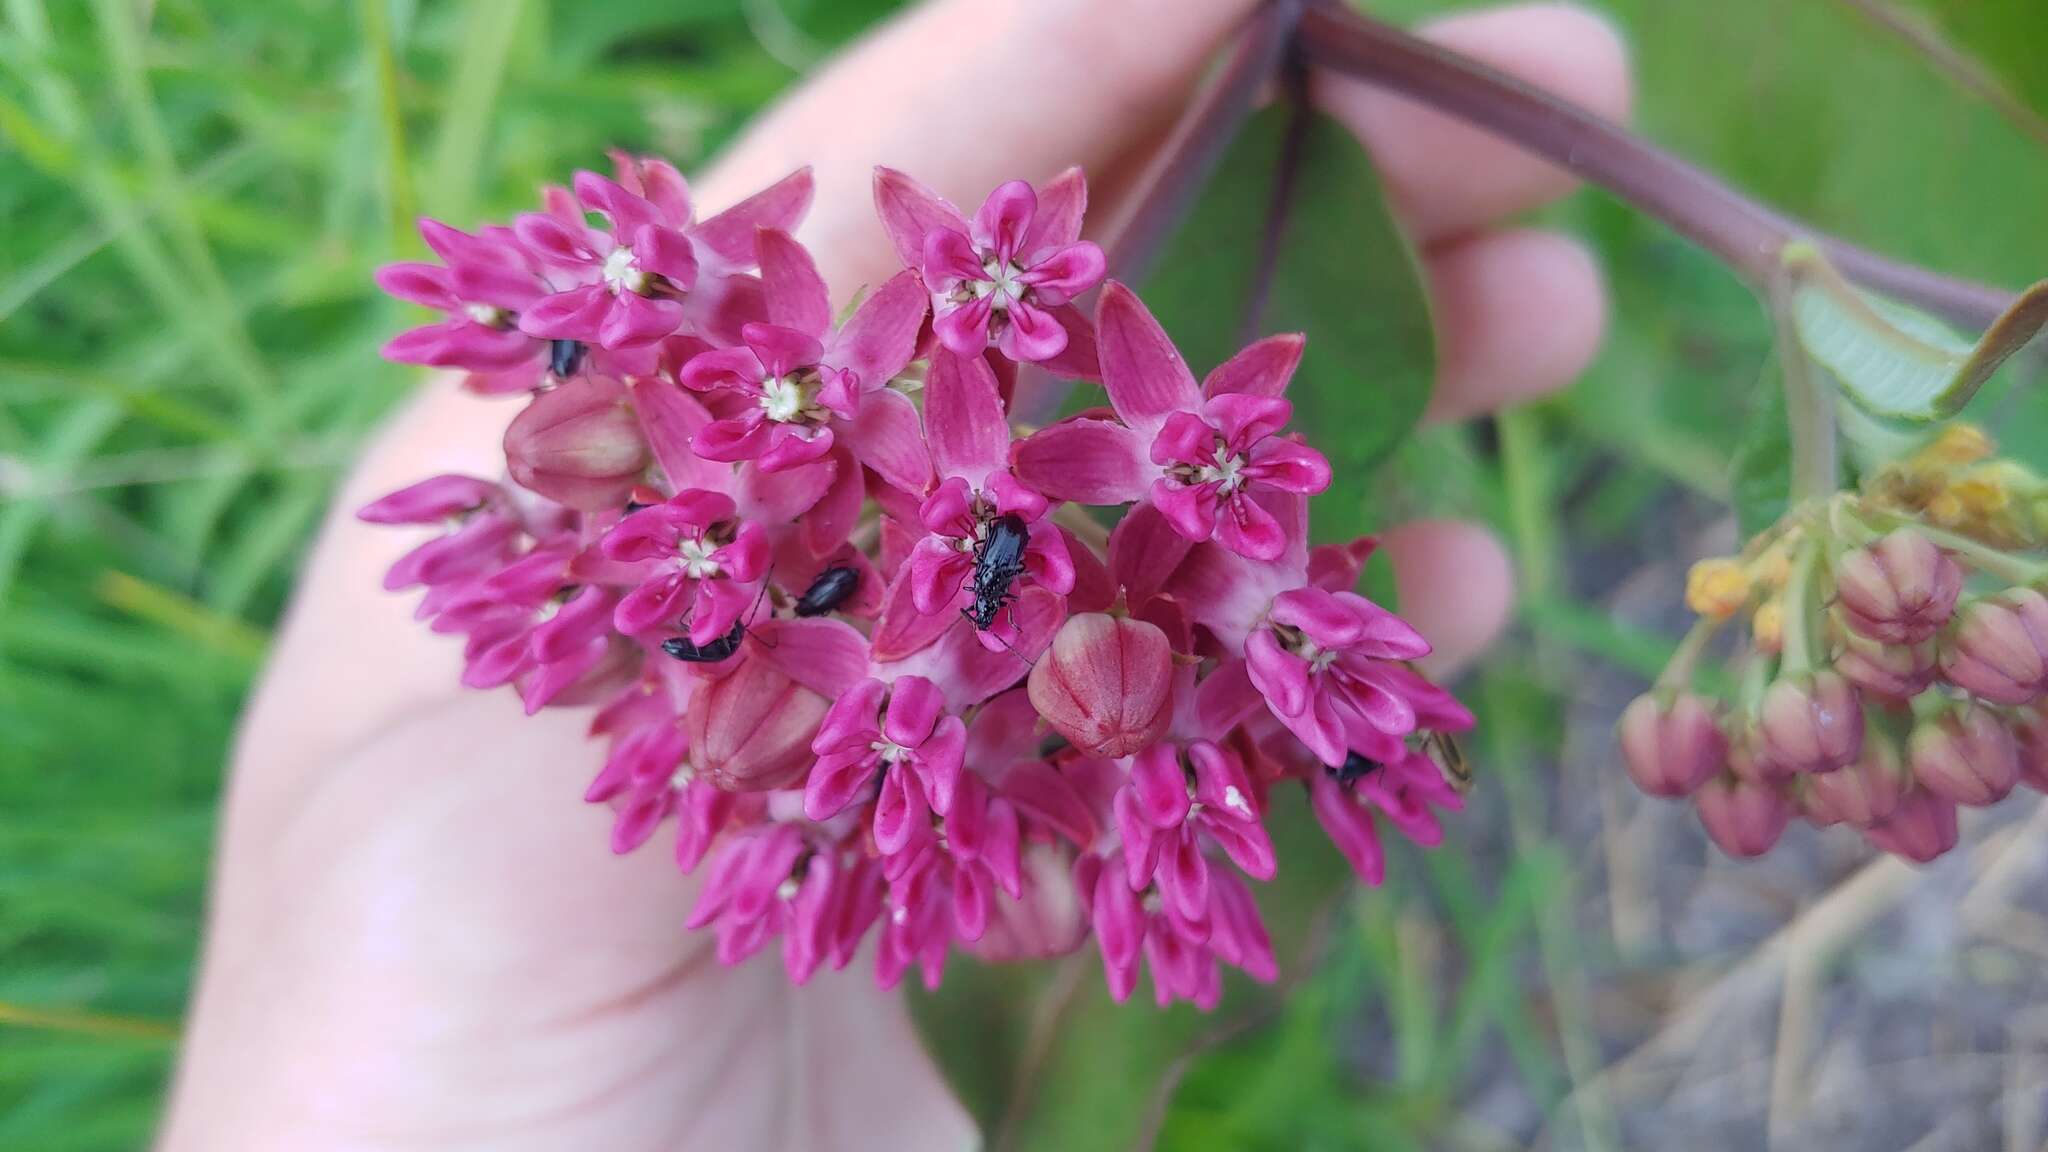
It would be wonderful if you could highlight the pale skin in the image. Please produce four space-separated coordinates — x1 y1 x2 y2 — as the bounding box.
158 2 1631 1148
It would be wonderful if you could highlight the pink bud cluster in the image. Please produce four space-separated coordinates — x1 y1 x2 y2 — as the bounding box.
362 153 1471 1007
1623 526 2048 864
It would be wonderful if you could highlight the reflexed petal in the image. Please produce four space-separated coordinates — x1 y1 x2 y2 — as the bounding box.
753 425 835 473
630 379 723 491
829 271 927 387
1096 282 1201 430
1202 333 1305 399
740 322 825 379
1311 774 1385 885
923 350 1010 483
1130 743 1193 828
694 167 814 266
755 227 832 338
692 413 775 462
357 474 495 524
517 285 612 342
374 262 458 309
1108 502 1196 606
573 170 663 234
882 675 948 749
1203 392 1292 452
872 167 968 269
1013 419 1151 506
631 225 699 289
598 292 687 349
845 387 932 496
1020 166 1087 256
614 574 691 635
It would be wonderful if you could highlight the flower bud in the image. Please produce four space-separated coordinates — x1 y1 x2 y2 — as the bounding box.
1831 632 1935 702
687 656 830 791
1694 773 1791 858
1939 589 2048 705
1751 599 1784 656
1616 692 1725 798
2015 706 2048 794
1728 729 1795 786
503 376 650 511
1027 612 1174 759
1801 732 1906 827
968 841 1088 962
1863 788 1959 864
1685 557 1751 619
1757 670 1863 773
1833 530 1961 644
1908 709 2020 807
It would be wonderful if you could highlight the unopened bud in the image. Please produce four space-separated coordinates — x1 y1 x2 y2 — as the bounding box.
1832 631 1935 702
1694 773 1791 858
504 376 650 511
1027 612 1174 759
1908 709 2020 808
1751 599 1784 655
1917 423 1995 467
1685 557 1751 620
1801 732 1906 827
1939 589 2048 705
1834 530 1961 645
688 656 829 791
1758 670 1864 773
1863 788 1959 864
1617 693 1725 798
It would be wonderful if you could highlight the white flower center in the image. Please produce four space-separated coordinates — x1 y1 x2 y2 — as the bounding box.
464 302 510 327
602 245 649 294
978 257 1027 310
775 876 800 902
676 536 722 579
760 375 808 423
871 738 914 764
1293 637 1340 674
1196 446 1248 492
1222 785 1249 814
668 764 694 792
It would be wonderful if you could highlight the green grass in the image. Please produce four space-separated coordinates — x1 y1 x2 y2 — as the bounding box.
5 1 2048 1148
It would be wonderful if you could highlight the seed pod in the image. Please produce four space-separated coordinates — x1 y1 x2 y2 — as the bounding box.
688 656 829 791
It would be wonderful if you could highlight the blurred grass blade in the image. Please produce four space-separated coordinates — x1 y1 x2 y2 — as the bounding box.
359 0 420 251
95 571 268 666
0 1001 179 1044
1785 242 2048 420
428 0 527 221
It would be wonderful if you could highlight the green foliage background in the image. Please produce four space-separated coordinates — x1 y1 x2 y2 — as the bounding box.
4 0 2047 1147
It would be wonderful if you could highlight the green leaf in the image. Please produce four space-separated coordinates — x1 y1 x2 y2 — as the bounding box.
1784 244 2048 420
1141 104 1435 542
1731 358 1793 540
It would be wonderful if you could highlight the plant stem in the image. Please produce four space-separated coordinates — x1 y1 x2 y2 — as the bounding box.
1769 277 1841 504
1296 5 2019 328
1779 538 1822 677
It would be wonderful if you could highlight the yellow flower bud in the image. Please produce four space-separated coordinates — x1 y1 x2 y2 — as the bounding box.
1751 598 1784 654
1686 557 1752 619
1916 423 1995 468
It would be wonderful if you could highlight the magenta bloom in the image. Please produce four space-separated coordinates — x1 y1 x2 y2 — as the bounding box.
1114 741 1277 923
687 825 862 984
1245 586 1436 767
905 350 1074 641
1076 850 1276 1008
583 694 732 874
876 167 1104 366
882 771 1022 943
376 220 546 372
805 676 966 853
680 230 930 487
1309 746 1466 885
1016 284 1330 561
444 546 619 714
599 489 769 642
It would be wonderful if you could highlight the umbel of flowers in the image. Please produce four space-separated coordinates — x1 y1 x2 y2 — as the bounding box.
363 152 1472 1007
1621 425 2048 864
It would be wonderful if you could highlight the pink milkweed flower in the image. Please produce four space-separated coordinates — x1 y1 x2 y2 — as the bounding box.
442 544 621 714
1309 744 1466 885
1244 586 1437 768
377 220 547 373
1075 850 1275 1008
1016 283 1330 561
680 230 930 488
804 676 967 853
361 475 534 595
582 683 733 873
905 350 1074 645
599 489 769 642
874 167 1104 367
882 772 1022 943
1114 740 1277 923
515 159 813 350
686 824 852 984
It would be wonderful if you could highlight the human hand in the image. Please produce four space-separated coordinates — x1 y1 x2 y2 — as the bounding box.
158 2 1628 1148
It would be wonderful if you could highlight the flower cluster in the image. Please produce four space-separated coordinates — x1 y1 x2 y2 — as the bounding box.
1622 426 2048 864
363 152 1471 1007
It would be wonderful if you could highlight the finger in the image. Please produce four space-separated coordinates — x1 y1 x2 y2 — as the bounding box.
698 0 1262 291
1315 2 1632 246
1381 519 1516 678
1423 228 1607 424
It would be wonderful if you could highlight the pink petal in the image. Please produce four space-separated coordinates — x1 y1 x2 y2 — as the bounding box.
1148 478 1221 545
803 448 863 555
972 180 1036 263
755 227 831 339
1308 538 1380 593
828 270 927 388
615 575 691 635
1202 333 1305 399
996 301 1070 364
1096 281 1200 431
1214 490 1287 561
881 674 947 749
513 213 601 267
598 292 686 349
923 349 1011 484
1204 392 1292 452
1020 166 1087 256
735 458 833 523
845 387 932 496
1130 743 1193 828
873 771 930 856
630 225 698 290
1247 437 1333 495
932 296 994 358
452 261 547 312
611 151 692 227
678 345 765 394
357 474 494 524
1194 659 1264 737
804 749 880 821
691 413 774 462
693 168 815 267
1018 242 1104 304
516 285 610 342
374 262 458 309
754 425 835 473
740 322 825 379
629 379 723 491
919 717 966 815
872 557 960 662
1036 304 1101 381
872 167 969 269
1108 502 1196 606
573 170 663 235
